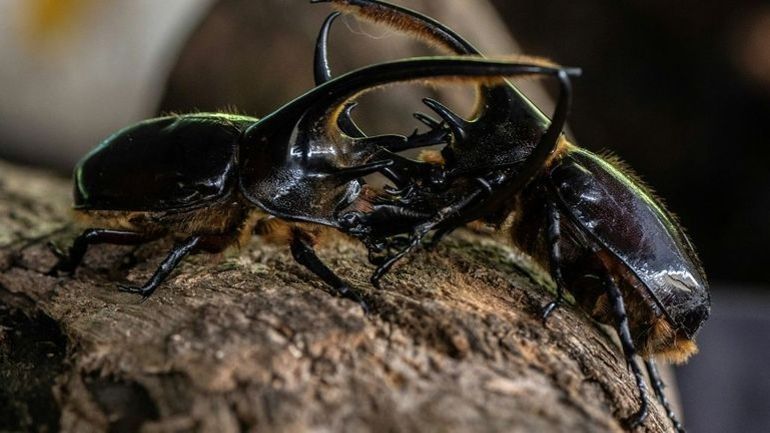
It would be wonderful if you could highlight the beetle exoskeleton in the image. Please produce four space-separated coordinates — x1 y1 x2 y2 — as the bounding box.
50 53 578 312
313 1 709 431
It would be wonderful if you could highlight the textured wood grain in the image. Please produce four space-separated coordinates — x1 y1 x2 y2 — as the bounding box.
0 159 675 432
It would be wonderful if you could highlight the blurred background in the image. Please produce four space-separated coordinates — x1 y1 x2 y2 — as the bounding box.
0 0 767 431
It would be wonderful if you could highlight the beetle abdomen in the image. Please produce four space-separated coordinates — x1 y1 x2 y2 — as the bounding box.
548 144 710 339
74 113 256 212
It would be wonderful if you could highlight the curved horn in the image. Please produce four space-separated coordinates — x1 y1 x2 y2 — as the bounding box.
313 0 549 128
257 57 574 137
314 11 340 85
314 12 367 138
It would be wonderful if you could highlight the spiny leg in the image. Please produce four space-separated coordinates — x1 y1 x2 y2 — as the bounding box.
314 11 449 154
604 276 651 429
645 359 686 433
118 236 201 299
542 201 566 323
48 228 157 275
290 231 369 313
371 185 486 288
370 233 421 289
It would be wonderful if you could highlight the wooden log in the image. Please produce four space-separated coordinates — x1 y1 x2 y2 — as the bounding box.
0 159 676 432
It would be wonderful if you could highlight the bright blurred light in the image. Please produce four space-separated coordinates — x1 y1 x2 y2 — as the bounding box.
0 0 214 169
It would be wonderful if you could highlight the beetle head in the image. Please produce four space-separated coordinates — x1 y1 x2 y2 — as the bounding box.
236 57 579 226
316 1 550 164
314 0 580 216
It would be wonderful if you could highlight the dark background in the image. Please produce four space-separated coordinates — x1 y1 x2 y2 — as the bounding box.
491 0 770 289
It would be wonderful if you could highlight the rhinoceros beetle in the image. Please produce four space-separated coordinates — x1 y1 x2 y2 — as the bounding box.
48 50 573 312
314 1 710 431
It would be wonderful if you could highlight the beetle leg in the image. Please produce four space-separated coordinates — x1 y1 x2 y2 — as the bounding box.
645 359 686 433
604 276 651 429
371 186 486 288
370 235 420 289
331 159 394 183
542 201 566 323
48 229 157 276
117 236 201 299
289 231 369 313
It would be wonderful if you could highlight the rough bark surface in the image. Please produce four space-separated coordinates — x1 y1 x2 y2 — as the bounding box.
0 159 675 432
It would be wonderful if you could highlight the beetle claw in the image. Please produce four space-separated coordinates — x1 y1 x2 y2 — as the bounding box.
625 402 650 429
117 283 155 300
46 241 67 260
541 300 560 324
337 285 370 314
46 241 72 276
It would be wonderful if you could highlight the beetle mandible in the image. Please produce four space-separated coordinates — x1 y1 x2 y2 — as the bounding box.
313 1 709 431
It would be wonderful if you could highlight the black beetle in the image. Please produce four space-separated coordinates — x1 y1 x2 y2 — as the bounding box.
314 1 710 431
47 51 573 309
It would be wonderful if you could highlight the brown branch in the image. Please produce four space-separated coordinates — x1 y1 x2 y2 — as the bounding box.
0 159 675 432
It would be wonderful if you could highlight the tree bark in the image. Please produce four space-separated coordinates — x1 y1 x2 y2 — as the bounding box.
0 159 675 432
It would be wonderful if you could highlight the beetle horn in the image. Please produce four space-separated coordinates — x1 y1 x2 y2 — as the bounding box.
422 97 469 141
312 0 550 131
412 111 442 130
314 11 339 85
244 57 578 184
312 0 583 196
239 57 577 229
314 11 369 139
263 57 576 139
